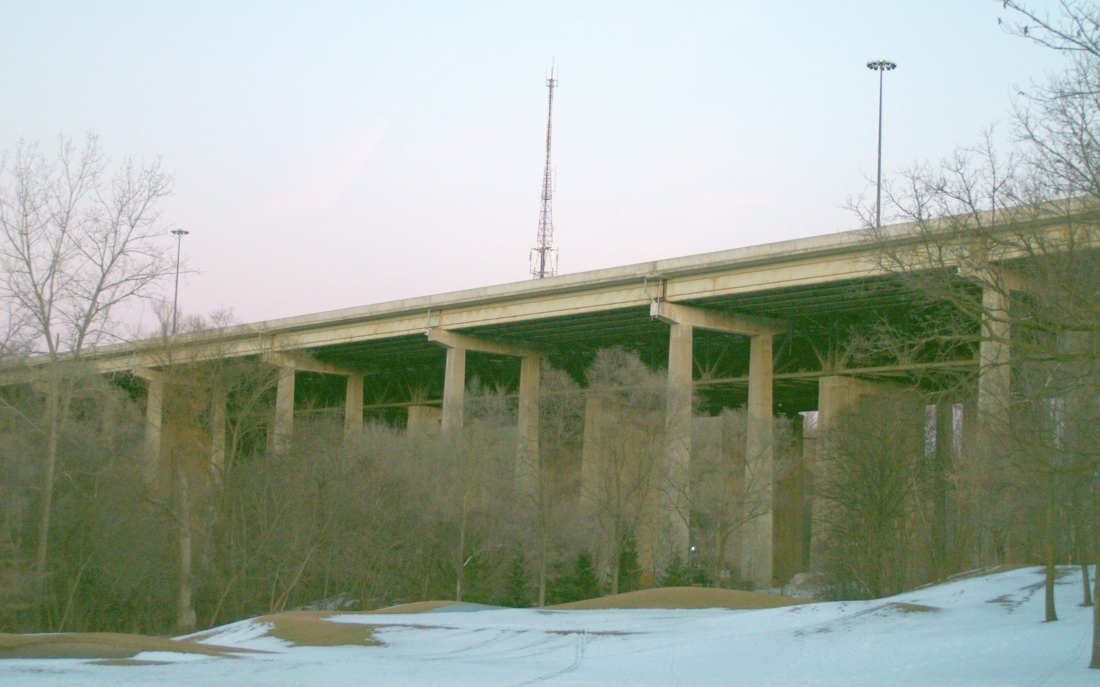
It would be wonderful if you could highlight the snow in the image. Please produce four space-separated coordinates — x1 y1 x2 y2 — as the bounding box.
2 566 1095 686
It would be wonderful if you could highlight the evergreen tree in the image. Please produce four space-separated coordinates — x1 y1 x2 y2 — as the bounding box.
544 559 572 605
545 551 601 604
572 551 601 601
501 549 531 608
617 532 641 593
659 555 690 587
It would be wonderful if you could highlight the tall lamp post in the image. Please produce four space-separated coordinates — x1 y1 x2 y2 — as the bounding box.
171 229 189 335
867 59 897 230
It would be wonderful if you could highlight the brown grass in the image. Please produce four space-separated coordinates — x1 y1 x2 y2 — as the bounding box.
547 587 812 610
0 611 379 660
0 632 262 660
888 602 939 613
364 600 461 614
257 611 379 647
913 564 1035 591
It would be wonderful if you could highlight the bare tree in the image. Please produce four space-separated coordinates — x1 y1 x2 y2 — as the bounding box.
513 361 585 606
690 408 796 588
412 380 517 603
0 363 174 633
814 392 929 599
581 348 667 595
139 306 283 633
0 134 172 623
840 0 1100 663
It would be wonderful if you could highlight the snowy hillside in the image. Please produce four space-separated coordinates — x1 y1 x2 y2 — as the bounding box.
1 566 1095 686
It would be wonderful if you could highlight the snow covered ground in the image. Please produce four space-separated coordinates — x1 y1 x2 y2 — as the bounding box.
2 565 1095 686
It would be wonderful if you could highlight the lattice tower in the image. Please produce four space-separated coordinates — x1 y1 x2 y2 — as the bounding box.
530 68 558 279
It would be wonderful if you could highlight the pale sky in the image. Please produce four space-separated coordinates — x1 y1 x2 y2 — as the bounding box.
0 1 1067 327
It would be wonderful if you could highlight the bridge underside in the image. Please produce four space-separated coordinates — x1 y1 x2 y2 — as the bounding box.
299 274 967 422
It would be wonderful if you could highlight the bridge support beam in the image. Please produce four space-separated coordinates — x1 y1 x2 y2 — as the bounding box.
742 332 774 588
263 352 366 451
271 363 295 455
664 321 693 564
580 392 603 514
136 370 227 483
516 355 541 499
441 347 467 434
428 328 544 495
651 301 787 587
345 373 364 437
142 372 165 484
810 374 898 569
977 286 1011 455
408 405 442 435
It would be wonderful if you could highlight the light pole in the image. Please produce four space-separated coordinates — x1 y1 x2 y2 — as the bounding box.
171 229 189 335
867 59 896 230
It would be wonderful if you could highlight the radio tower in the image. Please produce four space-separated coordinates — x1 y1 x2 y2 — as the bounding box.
530 67 558 279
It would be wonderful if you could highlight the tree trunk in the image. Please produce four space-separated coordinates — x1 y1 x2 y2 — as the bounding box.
1090 563 1099 669
1045 502 1058 623
176 469 196 634
34 375 63 627
610 539 621 596
932 404 950 579
537 533 547 608
56 557 91 632
455 521 466 603
1083 563 1093 607
273 543 319 613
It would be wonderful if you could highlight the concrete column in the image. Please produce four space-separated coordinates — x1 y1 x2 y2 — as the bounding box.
101 392 119 445
408 405 442 435
441 347 466 434
580 392 603 511
741 333 774 589
516 355 541 498
271 365 295 454
211 387 226 479
345 373 364 437
817 376 870 433
813 375 865 537
977 287 1011 445
144 376 165 483
811 374 894 568
931 402 952 577
664 322 693 560
1057 330 1094 464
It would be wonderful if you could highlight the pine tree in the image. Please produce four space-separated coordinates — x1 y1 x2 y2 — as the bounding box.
573 551 601 601
501 549 531 608
617 532 641 593
659 555 689 587
545 551 601 604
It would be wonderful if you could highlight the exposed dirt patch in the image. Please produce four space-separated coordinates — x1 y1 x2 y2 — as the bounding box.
359 622 458 630
364 600 461 614
0 632 261 660
915 564 1035 590
547 587 812 610
888 602 939 613
257 611 380 647
548 629 633 636
91 658 174 666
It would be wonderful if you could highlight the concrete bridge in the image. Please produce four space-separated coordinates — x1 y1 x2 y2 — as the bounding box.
9 207 1066 588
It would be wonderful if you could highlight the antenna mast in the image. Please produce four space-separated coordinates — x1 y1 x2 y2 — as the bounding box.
530 67 558 279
